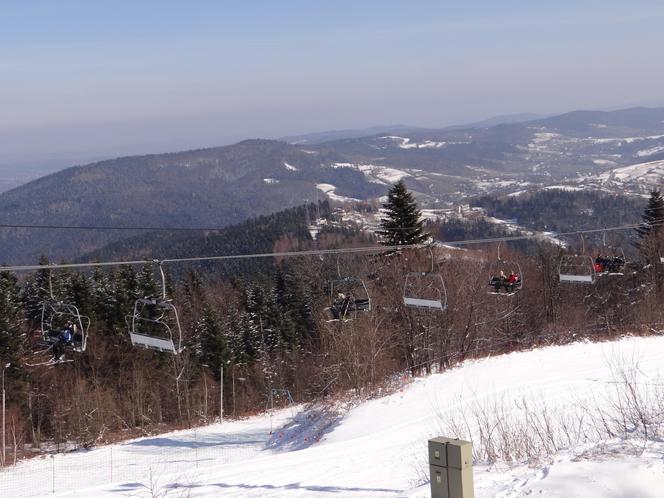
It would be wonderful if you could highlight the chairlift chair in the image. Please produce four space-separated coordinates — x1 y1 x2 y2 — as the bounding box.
487 243 523 296
403 272 447 310
126 298 184 353
326 276 371 321
126 262 184 354
559 255 596 284
593 234 627 276
40 301 90 353
559 234 597 284
403 246 447 311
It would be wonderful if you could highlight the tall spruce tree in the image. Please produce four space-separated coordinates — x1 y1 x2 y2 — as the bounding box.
0 271 23 367
636 190 664 263
21 256 53 325
196 305 230 380
378 180 429 246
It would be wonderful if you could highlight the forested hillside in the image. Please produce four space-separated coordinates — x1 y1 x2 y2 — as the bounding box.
82 201 333 281
3 107 664 266
1 191 664 462
473 190 644 232
0 140 381 265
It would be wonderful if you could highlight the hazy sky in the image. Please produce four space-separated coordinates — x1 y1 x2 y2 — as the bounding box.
2 0 664 164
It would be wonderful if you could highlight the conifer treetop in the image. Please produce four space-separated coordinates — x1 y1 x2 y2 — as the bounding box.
377 180 429 246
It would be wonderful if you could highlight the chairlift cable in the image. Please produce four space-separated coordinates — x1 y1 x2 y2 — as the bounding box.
0 216 662 233
1 219 663 273
0 244 428 272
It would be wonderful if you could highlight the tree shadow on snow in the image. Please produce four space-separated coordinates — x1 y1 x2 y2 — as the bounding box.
267 403 343 452
182 481 403 495
122 430 269 450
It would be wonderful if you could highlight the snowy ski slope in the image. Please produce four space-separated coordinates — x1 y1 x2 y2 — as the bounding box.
3 336 664 497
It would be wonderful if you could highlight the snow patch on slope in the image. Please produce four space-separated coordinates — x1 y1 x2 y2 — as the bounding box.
380 136 449 149
316 183 361 202
329 162 411 184
584 134 664 145
598 159 664 183
358 164 411 183
544 185 584 192
636 145 664 158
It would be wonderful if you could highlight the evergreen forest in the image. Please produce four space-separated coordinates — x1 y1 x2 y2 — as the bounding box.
1 189 664 464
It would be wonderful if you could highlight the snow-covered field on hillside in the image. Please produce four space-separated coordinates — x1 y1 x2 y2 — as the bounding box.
3 336 664 497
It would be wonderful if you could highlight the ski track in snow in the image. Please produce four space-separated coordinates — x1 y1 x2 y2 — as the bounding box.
4 337 664 497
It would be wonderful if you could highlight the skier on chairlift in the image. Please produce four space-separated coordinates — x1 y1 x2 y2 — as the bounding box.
506 271 520 293
594 255 606 273
330 292 348 320
490 270 507 293
52 320 74 362
608 255 625 273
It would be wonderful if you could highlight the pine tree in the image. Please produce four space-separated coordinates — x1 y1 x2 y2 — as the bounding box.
196 306 230 380
110 265 138 334
91 266 115 328
0 271 26 416
0 271 24 367
636 190 664 264
229 309 260 366
21 256 55 326
63 272 93 317
377 180 429 246
136 264 160 299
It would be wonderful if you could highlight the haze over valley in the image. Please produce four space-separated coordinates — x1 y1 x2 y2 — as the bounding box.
3 3 664 498
1 105 662 264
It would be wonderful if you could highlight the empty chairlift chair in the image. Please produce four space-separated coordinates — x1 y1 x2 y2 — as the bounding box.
559 255 597 284
403 246 447 311
126 262 184 354
126 298 184 353
403 272 447 310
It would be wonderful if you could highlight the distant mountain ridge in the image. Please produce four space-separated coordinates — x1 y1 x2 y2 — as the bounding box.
280 125 430 145
280 112 547 144
1 106 663 265
0 140 381 264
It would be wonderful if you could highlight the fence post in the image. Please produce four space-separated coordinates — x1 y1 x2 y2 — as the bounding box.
110 447 113 483
51 455 55 494
194 430 198 468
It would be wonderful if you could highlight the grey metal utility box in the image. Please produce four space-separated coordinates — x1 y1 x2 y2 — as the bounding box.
428 437 474 498
429 465 450 498
448 467 474 498
446 439 473 470
428 437 453 467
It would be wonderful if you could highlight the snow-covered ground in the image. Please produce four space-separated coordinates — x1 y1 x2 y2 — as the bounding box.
484 215 565 246
597 159 664 184
330 161 411 184
636 145 664 158
315 183 361 202
3 336 664 497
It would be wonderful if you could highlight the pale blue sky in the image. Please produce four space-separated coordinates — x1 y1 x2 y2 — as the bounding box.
1 0 664 163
